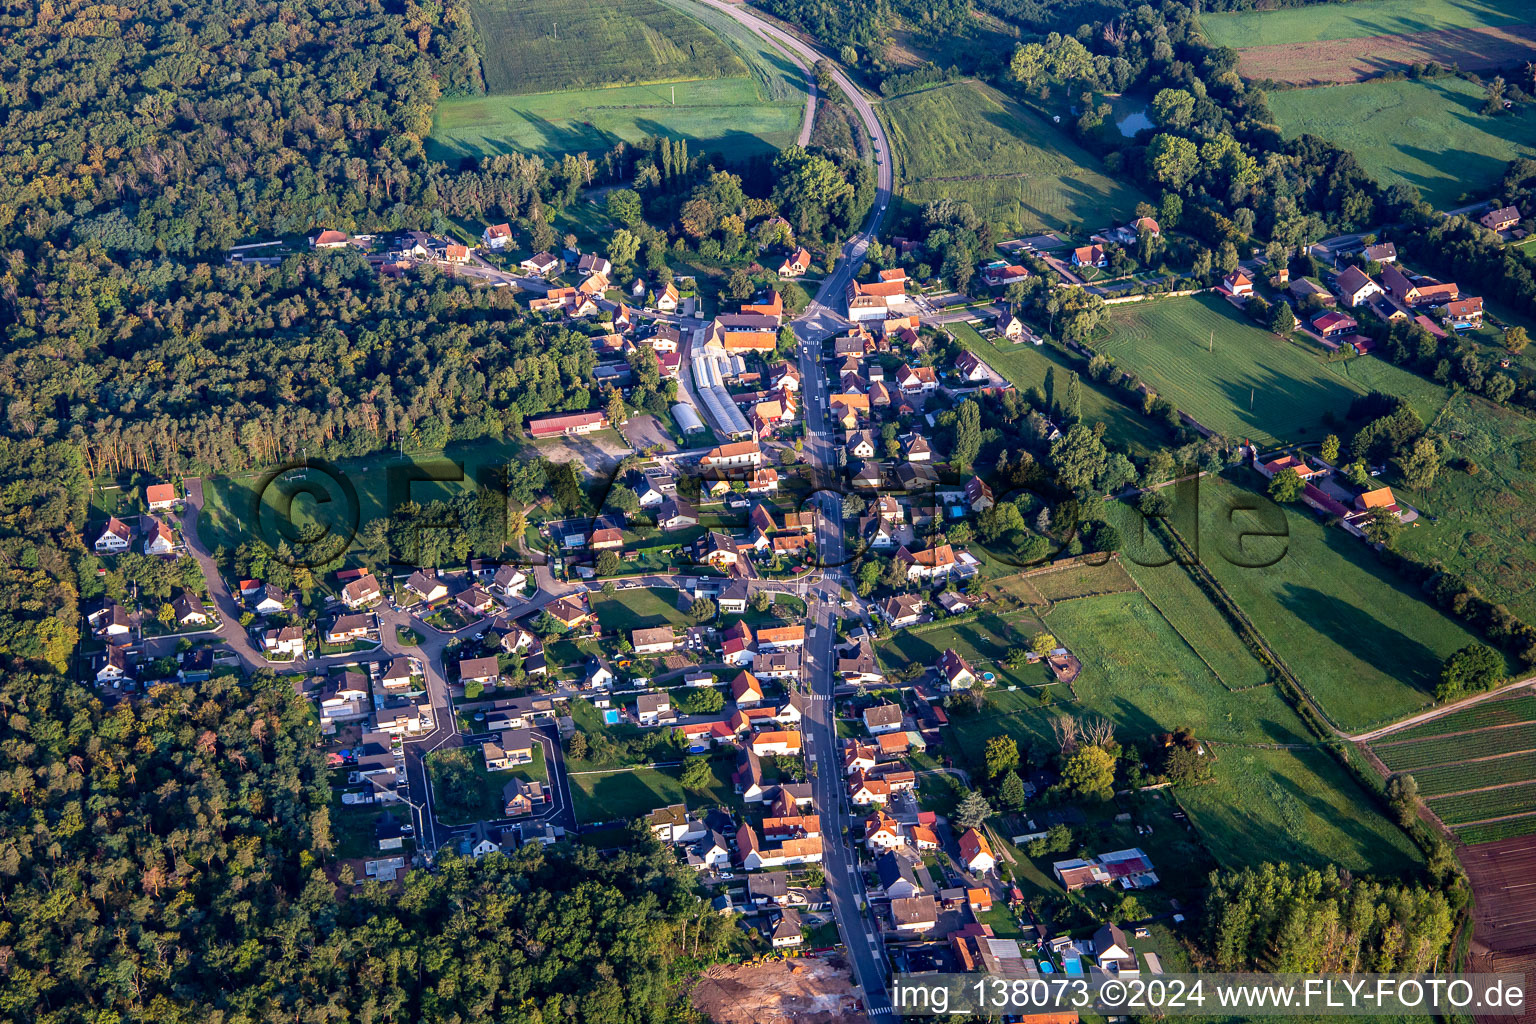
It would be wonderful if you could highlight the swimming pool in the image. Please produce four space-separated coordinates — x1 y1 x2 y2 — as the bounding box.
604 709 620 725
1063 957 1083 975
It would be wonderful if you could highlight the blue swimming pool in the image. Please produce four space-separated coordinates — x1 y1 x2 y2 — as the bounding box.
1039 961 1055 974
1063 957 1083 975
603 709 620 725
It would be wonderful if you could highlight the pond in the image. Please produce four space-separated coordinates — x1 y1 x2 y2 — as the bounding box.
1116 109 1154 137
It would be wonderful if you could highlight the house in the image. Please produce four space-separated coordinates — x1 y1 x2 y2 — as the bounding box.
325 612 373 645
863 703 904 735
459 656 501 688
1363 242 1397 264
171 592 212 628
309 229 350 249
734 748 767 802
577 271 608 298
757 625 805 650
836 639 883 685
263 625 305 658
577 253 612 278
774 691 806 726
865 812 906 851
527 410 608 439
938 648 977 690
482 728 536 771
752 649 801 681
1290 277 1333 305
878 593 925 628
770 362 801 393
317 671 372 725
750 731 802 757
736 823 823 870
954 350 992 383
143 519 176 556
895 363 938 395
93 516 133 554
996 308 1032 343
520 252 560 277
690 830 732 871
96 646 132 683
724 669 766 707
1052 848 1158 891
457 585 495 616
1071 244 1106 268
636 692 674 726
652 283 679 312
1355 485 1402 517
502 777 547 817
1133 216 1161 236
482 223 513 250
741 290 785 317
892 895 938 935
404 571 449 605
677 720 736 751
1095 923 1137 974
492 565 528 596
1258 454 1324 482
903 433 932 462
747 872 790 907
542 595 593 629
936 591 971 615
875 849 924 899
845 270 907 321
747 467 779 494
630 626 676 656
341 573 383 609
767 907 803 948
147 483 178 512
959 827 996 873
1312 310 1358 338
717 578 750 615
442 244 470 264
585 655 615 690
1444 296 1485 329
694 531 741 571
657 496 700 531
1222 270 1253 297
88 601 130 639
648 804 707 844
252 583 288 615
1381 264 1459 307
896 543 957 582
1334 265 1382 307
778 247 812 278
965 476 994 511
700 440 761 470
1482 206 1521 232
982 262 1030 288
877 732 910 757
846 430 878 460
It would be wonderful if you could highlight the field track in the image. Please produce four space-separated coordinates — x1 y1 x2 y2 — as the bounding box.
1238 24 1536 85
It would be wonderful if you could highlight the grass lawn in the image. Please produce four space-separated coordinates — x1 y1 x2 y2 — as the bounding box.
1178 747 1423 875
878 610 1044 682
1394 391 1536 622
329 800 406 861
198 436 532 571
569 765 685 824
428 745 547 825
1197 475 1494 731
948 321 1164 454
1098 295 1367 446
590 586 692 632
1044 591 1311 747
1199 0 1531 48
1266 76 1536 210
882 80 1146 236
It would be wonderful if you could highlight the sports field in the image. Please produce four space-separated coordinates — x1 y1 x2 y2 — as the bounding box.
948 321 1163 454
1195 476 1496 732
1199 0 1531 48
1177 747 1423 873
1395 392 1536 622
1267 77 1536 209
1099 296 1365 445
882 81 1145 236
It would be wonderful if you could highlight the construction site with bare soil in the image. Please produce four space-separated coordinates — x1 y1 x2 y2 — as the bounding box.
689 956 870 1024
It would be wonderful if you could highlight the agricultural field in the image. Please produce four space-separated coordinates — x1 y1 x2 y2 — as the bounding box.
1394 392 1536 622
882 81 1145 236
1267 77 1536 209
471 0 744 94
1177 747 1423 874
1098 295 1369 446
1043 591 1311 747
948 321 1164 454
1200 0 1536 85
1367 692 1536 842
433 0 808 161
1195 475 1494 732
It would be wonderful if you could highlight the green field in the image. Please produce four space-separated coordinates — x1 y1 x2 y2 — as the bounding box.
1100 296 1371 445
948 321 1164 454
1199 0 1531 48
589 587 692 633
1395 392 1536 622
1376 725 1536 773
1196 476 1495 732
1044 591 1311 746
1267 77 1536 210
569 765 685 824
883 81 1145 236
1390 694 1536 740
472 0 744 94
1429 783 1536 824
1177 748 1423 874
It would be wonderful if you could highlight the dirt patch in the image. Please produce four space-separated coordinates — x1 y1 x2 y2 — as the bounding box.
1238 24 1536 85
1460 833 1536 1023
622 413 677 453
689 956 869 1024
531 429 632 480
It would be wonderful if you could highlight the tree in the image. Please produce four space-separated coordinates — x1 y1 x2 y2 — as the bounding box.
607 189 643 227
1506 326 1530 354
998 771 1027 811
1320 434 1340 463
1437 643 1505 701
1267 467 1304 503
985 735 1020 779
1030 631 1058 655
1163 746 1213 787
567 731 589 760
595 551 622 577
1385 773 1420 828
681 756 714 790
157 602 176 628
1061 371 1082 424
952 399 981 473
1147 134 1200 190
681 687 725 714
689 597 716 623
1396 436 1442 492
1026 823 1073 857
1362 506 1401 548
533 610 566 637
751 590 773 613
608 229 641 271
953 789 993 831
1061 745 1116 800
1050 424 1108 493
1269 301 1298 335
